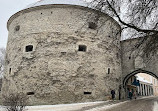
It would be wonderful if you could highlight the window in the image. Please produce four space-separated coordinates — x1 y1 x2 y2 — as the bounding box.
108 68 110 74
9 68 11 74
15 25 20 31
25 45 33 52
78 45 87 52
88 22 97 29
27 92 34 95
84 92 92 95
129 56 131 59
61 52 66 55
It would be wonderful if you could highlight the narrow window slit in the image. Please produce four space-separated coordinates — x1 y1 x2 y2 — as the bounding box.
84 92 92 95
9 68 11 74
61 52 66 55
27 92 35 95
108 68 110 74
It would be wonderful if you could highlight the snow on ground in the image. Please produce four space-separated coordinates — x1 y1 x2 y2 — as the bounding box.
26 101 105 111
0 97 154 111
0 100 132 111
0 101 107 111
85 101 129 111
153 101 158 111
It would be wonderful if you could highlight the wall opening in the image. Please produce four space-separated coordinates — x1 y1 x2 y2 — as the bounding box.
27 92 35 95
9 68 11 74
123 69 158 99
88 22 97 29
108 68 110 74
25 45 33 52
78 45 87 52
84 92 92 95
61 52 66 55
15 25 20 31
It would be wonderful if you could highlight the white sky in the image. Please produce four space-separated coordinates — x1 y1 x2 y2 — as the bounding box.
0 0 37 48
0 0 156 48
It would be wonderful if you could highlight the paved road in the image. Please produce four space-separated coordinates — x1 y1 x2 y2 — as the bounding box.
1 97 158 111
89 97 158 111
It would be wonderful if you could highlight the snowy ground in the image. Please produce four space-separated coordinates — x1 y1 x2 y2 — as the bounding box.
0 101 108 111
0 96 157 111
26 101 107 111
153 101 158 111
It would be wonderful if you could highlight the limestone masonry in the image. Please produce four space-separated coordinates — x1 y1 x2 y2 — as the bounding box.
2 0 158 105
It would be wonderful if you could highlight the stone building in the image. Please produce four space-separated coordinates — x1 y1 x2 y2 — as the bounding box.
136 74 153 96
151 76 158 96
2 0 121 105
2 0 158 105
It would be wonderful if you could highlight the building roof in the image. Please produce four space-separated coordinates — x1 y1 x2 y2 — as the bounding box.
25 0 88 9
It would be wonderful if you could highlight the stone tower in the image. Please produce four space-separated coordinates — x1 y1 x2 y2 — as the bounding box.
2 0 121 105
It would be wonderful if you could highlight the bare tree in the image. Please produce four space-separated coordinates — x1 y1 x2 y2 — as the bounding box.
0 47 5 78
3 93 28 111
86 0 158 55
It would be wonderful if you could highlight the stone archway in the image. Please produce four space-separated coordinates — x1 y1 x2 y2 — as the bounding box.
123 69 158 89
122 69 158 99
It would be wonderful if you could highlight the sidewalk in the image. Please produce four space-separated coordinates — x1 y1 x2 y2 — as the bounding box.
0 96 154 111
0 100 120 111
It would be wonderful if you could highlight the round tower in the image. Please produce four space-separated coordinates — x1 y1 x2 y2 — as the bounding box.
2 0 121 105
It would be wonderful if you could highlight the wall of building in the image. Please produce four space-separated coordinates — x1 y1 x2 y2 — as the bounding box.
137 73 152 83
152 77 158 96
121 37 158 84
2 5 121 105
136 73 153 96
126 75 153 98
137 81 153 96
120 37 158 99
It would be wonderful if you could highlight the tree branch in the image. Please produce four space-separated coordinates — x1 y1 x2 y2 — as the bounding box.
107 0 158 34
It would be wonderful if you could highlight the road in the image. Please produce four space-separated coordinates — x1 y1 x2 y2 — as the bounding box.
88 96 158 111
104 97 158 111
0 96 158 111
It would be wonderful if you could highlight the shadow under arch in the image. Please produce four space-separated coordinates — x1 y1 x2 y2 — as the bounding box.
123 69 158 89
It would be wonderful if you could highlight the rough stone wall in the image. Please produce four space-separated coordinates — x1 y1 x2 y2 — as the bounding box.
2 5 121 105
121 37 158 80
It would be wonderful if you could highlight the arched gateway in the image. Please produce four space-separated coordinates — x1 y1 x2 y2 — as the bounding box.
123 69 158 88
121 38 158 98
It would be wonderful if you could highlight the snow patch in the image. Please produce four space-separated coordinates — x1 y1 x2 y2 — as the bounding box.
85 101 129 111
153 101 158 111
